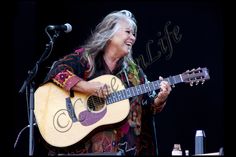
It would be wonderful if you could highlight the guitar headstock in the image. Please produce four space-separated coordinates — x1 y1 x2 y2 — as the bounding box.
181 67 210 86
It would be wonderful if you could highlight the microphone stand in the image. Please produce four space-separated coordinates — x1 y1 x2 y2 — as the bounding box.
18 29 60 156
152 115 158 156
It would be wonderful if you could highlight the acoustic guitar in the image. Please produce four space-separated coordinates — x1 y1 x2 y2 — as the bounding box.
34 67 210 147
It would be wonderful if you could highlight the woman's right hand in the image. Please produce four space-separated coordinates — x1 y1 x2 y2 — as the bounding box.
72 80 111 98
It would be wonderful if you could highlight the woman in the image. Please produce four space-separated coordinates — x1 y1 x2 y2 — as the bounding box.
42 10 171 156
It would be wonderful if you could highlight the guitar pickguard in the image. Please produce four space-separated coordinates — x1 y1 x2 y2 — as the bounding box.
79 108 107 126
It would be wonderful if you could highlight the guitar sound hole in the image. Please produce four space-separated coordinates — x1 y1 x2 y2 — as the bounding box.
87 96 105 111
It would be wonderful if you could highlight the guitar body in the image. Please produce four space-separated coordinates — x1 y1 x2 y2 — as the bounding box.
34 75 130 147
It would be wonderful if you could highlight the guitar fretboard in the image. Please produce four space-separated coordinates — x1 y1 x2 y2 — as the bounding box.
106 74 183 104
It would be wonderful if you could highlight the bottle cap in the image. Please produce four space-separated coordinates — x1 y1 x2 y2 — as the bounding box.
173 144 181 150
172 144 182 156
196 130 205 137
185 150 189 156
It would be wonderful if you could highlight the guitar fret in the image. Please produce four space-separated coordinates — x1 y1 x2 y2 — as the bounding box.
121 90 126 99
117 91 123 100
110 93 116 103
136 86 140 95
132 87 137 96
129 88 133 97
148 83 152 91
121 90 125 99
140 85 145 94
140 85 143 94
110 95 114 104
171 76 176 85
176 75 182 84
139 85 144 94
141 84 146 93
150 82 155 91
121 91 124 99
107 94 112 104
129 87 134 97
126 88 131 98
154 81 159 90
145 84 149 92
113 92 118 102
114 92 118 102
170 76 175 85
114 92 119 102
167 77 172 85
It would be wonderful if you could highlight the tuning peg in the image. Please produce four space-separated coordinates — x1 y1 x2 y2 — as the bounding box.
195 81 199 85
172 84 175 88
185 69 189 74
201 80 205 85
190 82 193 86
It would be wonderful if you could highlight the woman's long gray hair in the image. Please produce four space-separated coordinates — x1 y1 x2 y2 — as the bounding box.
82 10 137 77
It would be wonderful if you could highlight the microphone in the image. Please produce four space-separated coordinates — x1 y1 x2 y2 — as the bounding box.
47 23 72 33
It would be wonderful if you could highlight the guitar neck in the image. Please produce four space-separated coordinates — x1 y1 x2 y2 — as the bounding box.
106 74 183 104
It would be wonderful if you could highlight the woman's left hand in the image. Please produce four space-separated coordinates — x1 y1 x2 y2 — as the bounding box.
152 76 172 114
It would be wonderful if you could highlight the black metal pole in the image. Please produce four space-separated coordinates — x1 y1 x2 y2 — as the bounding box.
29 83 35 155
152 115 158 156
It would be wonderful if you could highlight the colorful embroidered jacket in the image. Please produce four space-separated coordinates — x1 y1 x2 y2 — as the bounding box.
43 48 158 156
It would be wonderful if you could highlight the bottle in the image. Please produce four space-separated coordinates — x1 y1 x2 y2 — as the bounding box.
195 130 205 155
185 150 189 156
171 144 182 156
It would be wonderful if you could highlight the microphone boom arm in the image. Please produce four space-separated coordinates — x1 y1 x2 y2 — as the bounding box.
19 30 59 93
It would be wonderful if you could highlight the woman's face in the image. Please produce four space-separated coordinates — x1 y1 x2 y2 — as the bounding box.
109 20 136 57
